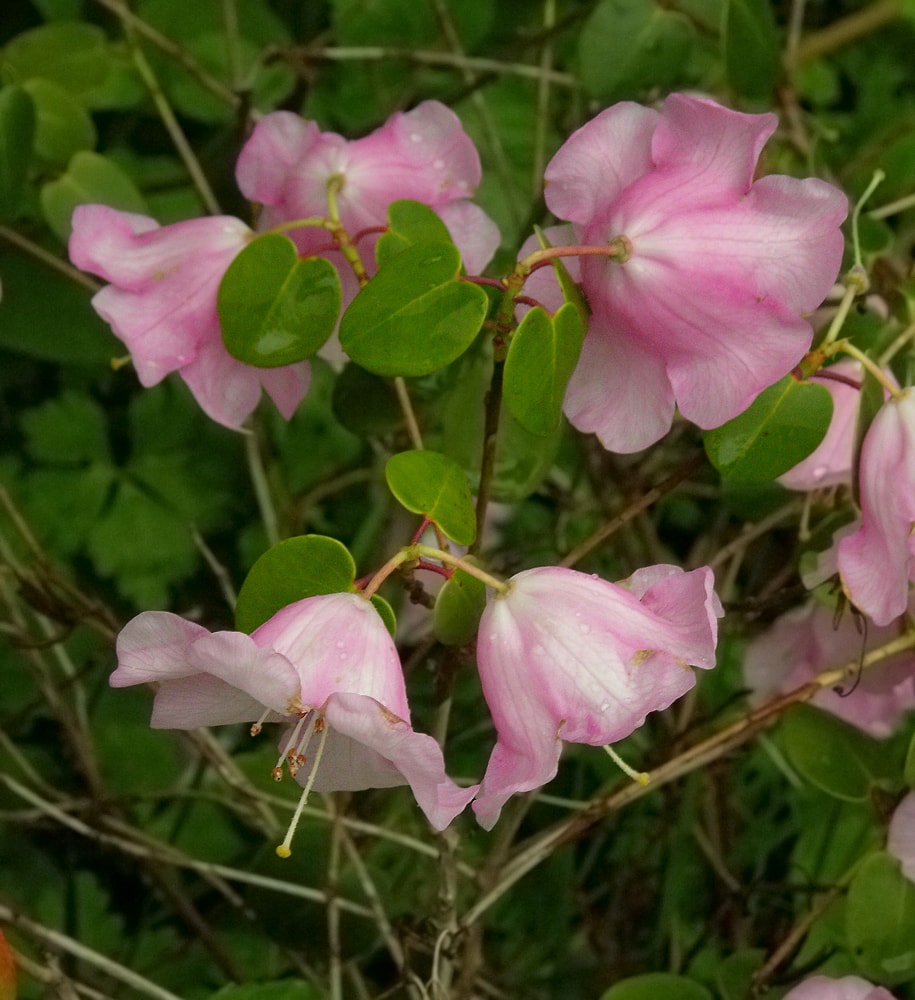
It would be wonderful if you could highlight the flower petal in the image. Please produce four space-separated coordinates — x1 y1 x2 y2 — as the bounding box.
888 791 915 883
151 673 280 729
112 611 209 687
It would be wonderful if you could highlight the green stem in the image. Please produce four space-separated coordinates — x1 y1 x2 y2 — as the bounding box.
515 240 630 278
415 545 509 593
834 340 904 397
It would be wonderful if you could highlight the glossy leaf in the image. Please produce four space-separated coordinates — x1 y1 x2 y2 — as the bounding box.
722 0 780 98
385 450 476 546
370 594 397 638
704 375 833 481
600 973 713 1000
218 234 341 367
375 199 452 268
235 535 357 634
339 240 488 376
846 851 915 984
40 150 147 241
504 303 584 436
434 566 487 645
781 704 894 802
0 85 35 221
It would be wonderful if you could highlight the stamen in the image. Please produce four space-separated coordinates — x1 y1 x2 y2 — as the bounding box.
250 707 272 737
276 718 330 859
603 744 650 786
272 710 314 781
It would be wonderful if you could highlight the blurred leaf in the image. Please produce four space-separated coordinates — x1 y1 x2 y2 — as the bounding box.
331 362 403 438
715 949 766 1000
40 150 147 241
22 77 96 165
21 391 108 464
599 973 713 1000
504 303 583 436
385 449 476 545
339 240 488 377
235 535 357 633
579 0 695 101
3 22 109 94
218 234 341 367
781 704 895 802
722 0 780 98
208 978 324 998
704 376 833 481
0 85 35 221
846 851 915 983
376 199 452 268
434 565 486 645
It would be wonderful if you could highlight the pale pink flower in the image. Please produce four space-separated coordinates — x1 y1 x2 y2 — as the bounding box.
541 93 848 453
112 593 476 830
69 205 309 430
888 791 915 883
837 390 915 626
472 564 722 829
783 976 898 1000
235 100 500 290
744 601 915 737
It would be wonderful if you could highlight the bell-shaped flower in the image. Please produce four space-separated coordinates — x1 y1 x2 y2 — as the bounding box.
236 100 500 286
837 390 915 625
744 601 915 737
112 592 476 831
541 93 848 453
783 977 898 1000
472 564 722 829
69 205 309 430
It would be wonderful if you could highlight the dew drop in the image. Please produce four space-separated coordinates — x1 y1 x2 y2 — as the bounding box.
579 623 591 635
432 158 445 170
410 132 422 143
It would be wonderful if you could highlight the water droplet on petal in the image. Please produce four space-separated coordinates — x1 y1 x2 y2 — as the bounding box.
432 158 444 170
410 132 422 143
579 623 591 635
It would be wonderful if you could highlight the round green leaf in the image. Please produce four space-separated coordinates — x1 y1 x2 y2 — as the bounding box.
600 973 713 1000
339 240 488 377
22 78 96 165
235 535 357 634
846 852 915 984
434 566 487 645
3 22 110 95
0 85 35 221
370 594 397 638
385 450 477 546
781 704 893 802
219 235 341 367
375 199 452 268
504 303 584 436
40 150 147 242
704 375 834 481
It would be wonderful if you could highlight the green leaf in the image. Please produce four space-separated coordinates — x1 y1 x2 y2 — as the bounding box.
715 949 766 1000
40 150 147 241
218 234 341 368
235 535 357 634
599 973 714 1000
434 566 487 645
208 981 323 1000
904 729 915 787
722 0 781 98
3 22 110 94
0 85 35 221
534 224 589 327
370 594 397 638
704 376 834 481
579 0 695 102
385 450 477 546
846 852 915 983
376 199 452 268
504 303 584 436
331 362 404 438
781 704 895 802
22 78 96 165
21 391 109 465
339 240 488 377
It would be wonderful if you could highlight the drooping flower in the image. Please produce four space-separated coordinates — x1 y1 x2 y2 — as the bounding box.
782 976 898 1000
837 390 915 626
744 601 915 737
235 100 500 289
69 205 309 430
112 593 476 832
472 564 722 829
540 93 848 453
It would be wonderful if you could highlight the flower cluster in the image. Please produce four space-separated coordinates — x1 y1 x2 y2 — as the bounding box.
113 564 722 836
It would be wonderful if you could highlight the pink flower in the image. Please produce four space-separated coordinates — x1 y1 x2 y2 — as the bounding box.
744 601 915 737
837 390 915 625
69 205 310 430
112 593 476 830
541 93 848 453
888 791 915 883
472 564 722 829
236 100 500 290
783 976 898 1000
